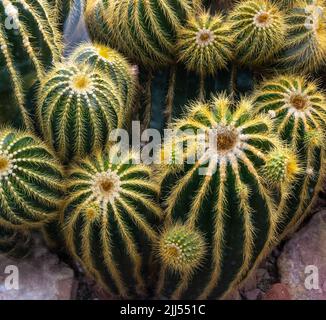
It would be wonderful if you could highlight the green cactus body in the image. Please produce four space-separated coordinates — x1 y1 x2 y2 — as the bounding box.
106 0 202 67
0 0 62 129
70 43 137 113
176 12 234 77
63 150 162 298
0 225 31 257
85 0 112 43
254 75 326 237
277 0 326 73
229 0 287 65
157 95 284 299
37 62 123 162
0 128 64 230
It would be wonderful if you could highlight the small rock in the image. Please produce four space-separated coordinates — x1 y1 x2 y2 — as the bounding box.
244 289 262 300
278 210 326 300
263 283 291 300
0 239 76 300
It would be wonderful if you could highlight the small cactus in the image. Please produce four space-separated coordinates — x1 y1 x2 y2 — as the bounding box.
157 94 284 299
158 223 206 275
106 0 202 67
37 62 124 161
229 0 287 65
277 0 326 73
176 12 234 76
0 0 62 129
254 74 326 236
70 43 137 111
0 128 64 230
63 149 162 298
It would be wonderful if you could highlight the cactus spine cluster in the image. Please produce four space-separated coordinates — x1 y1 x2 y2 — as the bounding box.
37 62 124 161
176 12 234 76
63 149 162 298
254 75 326 236
229 0 287 65
70 43 137 112
156 95 286 299
106 0 201 67
0 128 64 229
277 0 326 73
0 0 62 129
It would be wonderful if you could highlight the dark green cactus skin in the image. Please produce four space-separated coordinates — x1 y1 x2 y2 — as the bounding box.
140 64 254 131
0 0 62 129
0 128 65 230
254 76 326 237
63 151 162 298
37 63 124 162
157 97 281 299
85 0 111 43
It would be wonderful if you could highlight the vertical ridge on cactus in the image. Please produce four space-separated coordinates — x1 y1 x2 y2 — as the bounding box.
0 0 62 129
70 43 137 113
229 0 287 65
106 0 202 67
157 94 284 299
254 74 326 237
277 0 326 73
37 62 124 161
85 0 113 43
0 128 64 230
63 149 162 298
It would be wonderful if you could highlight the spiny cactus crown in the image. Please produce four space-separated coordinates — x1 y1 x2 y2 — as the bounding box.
176 12 234 75
229 0 287 64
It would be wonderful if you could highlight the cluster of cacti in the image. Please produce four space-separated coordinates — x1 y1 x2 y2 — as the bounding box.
0 0 62 129
0 0 325 301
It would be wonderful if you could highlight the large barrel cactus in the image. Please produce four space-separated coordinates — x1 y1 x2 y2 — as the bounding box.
0 0 62 129
156 95 293 299
63 149 162 298
254 75 326 237
0 128 64 230
37 62 124 162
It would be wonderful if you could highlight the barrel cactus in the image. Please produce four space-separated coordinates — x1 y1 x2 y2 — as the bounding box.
106 0 202 67
176 12 234 76
70 43 137 111
229 0 287 65
156 94 292 299
63 149 162 298
37 62 124 162
277 0 326 73
0 0 62 129
254 74 326 237
0 128 64 230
